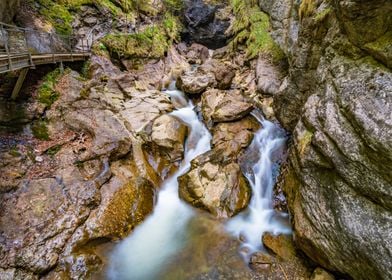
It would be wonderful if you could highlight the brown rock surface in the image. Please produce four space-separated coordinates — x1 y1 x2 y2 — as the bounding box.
178 151 251 218
201 88 253 124
151 114 187 162
176 66 216 94
212 116 260 158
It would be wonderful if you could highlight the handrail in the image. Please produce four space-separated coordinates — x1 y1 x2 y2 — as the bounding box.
0 21 92 73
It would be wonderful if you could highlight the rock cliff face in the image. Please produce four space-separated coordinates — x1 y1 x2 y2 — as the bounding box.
259 0 392 279
0 0 19 23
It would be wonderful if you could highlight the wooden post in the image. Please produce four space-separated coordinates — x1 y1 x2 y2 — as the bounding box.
24 29 34 68
11 68 28 100
50 34 55 63
1 24 12 71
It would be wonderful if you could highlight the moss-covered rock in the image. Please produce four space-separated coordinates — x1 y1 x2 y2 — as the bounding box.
99 13 182 59
230 0 284 61
37 68 62 107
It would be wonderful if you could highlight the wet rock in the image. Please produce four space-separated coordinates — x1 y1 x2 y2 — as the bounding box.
256 57 284 96
151 115 187 162
64 157 155 255
0 171 101 274
212 116 260 158
311 268 335 280
119 89 173 133
262 0 392 278
201 88 253 124
262 233 296 261
178 151 251 218
65 108 132 160
178 43 210 64
121 59 166 90
249 252 273 271
213 61 235 90
176 67 216 95
183 0 232 49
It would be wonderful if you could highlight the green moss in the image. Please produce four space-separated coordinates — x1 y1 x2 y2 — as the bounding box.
163 0 184 13
162 12 182 42
32 120 50 140
35 0 156 35
38 68 61 107
46 144 62 156
9 147 22 157
298 130 313 156
230 0 284 61
100 24 173 59
37 0 74 36
314 7 332 22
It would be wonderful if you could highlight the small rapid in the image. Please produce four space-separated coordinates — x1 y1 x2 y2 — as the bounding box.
107 86 212 280
226 110 291 258
107 84 291 279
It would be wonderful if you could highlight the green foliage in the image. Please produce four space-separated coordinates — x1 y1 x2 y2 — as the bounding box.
37 0 74 35
230 0 284 61
163 0 184 13
38 68 61 107
46 144 62 156
32 120 50 140
81 60 92 79
163 12 182 42
101 26 168 59
100 11 182 60
35 0 158 35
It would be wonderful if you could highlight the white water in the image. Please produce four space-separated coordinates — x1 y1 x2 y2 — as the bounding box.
107 87 212 280
108 84 291 278
226 110 291 258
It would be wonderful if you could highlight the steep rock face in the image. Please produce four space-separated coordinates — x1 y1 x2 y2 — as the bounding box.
183 0 232 49
0 0 19 23
260 0 392 279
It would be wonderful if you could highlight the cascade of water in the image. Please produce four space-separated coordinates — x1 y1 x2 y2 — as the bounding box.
107 87 212 280
226 110 291 258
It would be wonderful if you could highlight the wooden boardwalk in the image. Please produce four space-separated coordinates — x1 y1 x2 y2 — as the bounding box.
0 52 90 74
0 22 91 74
0 22 91 98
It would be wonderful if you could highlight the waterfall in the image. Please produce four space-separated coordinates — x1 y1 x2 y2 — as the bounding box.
107 84 291 278
107 86 212 280
226 110 291 258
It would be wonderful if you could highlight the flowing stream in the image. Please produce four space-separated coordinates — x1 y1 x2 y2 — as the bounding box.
107 86 212 280
226 111 291 259
107 86 290 279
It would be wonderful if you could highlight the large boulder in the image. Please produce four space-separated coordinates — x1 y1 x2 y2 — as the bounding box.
176 66 216 95
151 114 187 162
212 116 260 158
178 151 251 218
261 0 392 278
201 88 253 124
183 0 232 49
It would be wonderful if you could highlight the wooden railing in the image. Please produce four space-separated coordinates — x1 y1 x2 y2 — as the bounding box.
0 22 91 74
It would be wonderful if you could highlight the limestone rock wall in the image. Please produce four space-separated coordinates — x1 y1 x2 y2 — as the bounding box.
259 0 392 279
0 0 20 23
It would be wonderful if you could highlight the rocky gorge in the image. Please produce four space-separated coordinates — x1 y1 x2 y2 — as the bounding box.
0 0 391 279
